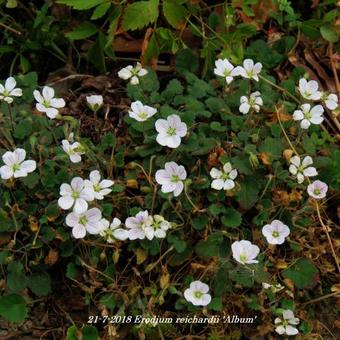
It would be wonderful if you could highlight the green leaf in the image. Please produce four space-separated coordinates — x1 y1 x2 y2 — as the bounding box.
301 19 322 38
91 2 111 20
7 261 27 292
111 184 125 192
208 297 222 311
208 203 226 216
0 294 27 323
27 272 51 297
161 79 183 101
14 119 32 139
100 132 116 150
21 172 40 189
82 325 99 340
0 251 10 264
259 137 283 159
122 0 159 31
66 262 78 279
57 0 104 10
320 24 339 42
99 293 116 309
191 215 208 230
66 325 78 340
195 232 226 258
230 265 254 287
300 320 312 334
282 258 319 289
210 121 226 132
87 32 107 73
235 178 260 210
163 0 187 28
205 97 227 114
221 208 242 228
175 49 199 73
66 22 98 40
212 263 232 295
167 234 187 253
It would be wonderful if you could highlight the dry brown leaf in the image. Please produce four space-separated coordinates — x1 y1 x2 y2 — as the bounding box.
113 36 143 53
283 149 294 161
259 152 271 165
190 262 206 271
207 146 225 168
126 179 138 189
28 215 39 232
160 271 170 289
45 249 59 266
135 248 148 265
276 259 288 269
283 278 295 291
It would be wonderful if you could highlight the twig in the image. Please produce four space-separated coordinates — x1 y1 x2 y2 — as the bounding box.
259 75 300 104
7 103 14 132
46 74 92 86
300 291 340 306
328 43 340 97
315 203 340 273
144 246 174 273
276 107 298 155
0 22 21 35
79 259 116 282
277 107 340 274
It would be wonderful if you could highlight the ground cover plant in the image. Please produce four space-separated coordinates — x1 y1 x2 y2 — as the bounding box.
0 1 340 340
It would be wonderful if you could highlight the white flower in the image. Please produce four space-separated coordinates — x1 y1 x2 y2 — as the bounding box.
298 78 321 100
118 62 148 85
155 162 187 197
66 207 103 239
58 177 94 213
33 86 65 119
289 155 318 184
128 101 157 122
231 240 260 264
68 132 74 142
233 59 262 81
262 220 290 245
275 310 300 336
61 140 85 163
0 148 36 180
155 114 187 148
84 170 114 200
293 103 324 129
307 180 328 199
144 215 171 240
0 77 22 103
322 92 338 110
86 95 103 111
262 282 284 293
210 162 237 190
99 218 129 243
239 91 263 114
125 210 153 240
183 280 212 306
213 58 238 84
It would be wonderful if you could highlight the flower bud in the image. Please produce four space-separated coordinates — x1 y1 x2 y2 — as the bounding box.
249 152 259 169
86 95 103 112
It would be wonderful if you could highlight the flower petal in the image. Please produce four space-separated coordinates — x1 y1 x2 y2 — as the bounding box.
5 77 16 91
42 86 55 101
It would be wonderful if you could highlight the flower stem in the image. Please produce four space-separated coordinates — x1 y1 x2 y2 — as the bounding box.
276 107 298 155
315 202 340 273
184 181 206 213
7 103 14 132
277 106 340 274
259 74 300 104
